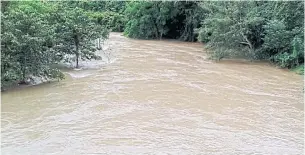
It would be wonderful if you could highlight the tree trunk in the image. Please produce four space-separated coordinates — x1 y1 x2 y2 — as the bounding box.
97 38 101 50
76 50 79 68
152 18 159 39
22 53 26 83
73 31 80 68
241 33 254 50
22 66 26 83
190 24 194 42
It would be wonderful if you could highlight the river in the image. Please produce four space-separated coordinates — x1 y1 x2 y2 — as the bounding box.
1 33 304 155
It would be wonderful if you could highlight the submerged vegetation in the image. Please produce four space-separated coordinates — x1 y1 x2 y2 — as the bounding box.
1 1 304 88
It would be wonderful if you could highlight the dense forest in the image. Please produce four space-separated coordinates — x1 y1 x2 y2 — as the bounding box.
1 1 304 89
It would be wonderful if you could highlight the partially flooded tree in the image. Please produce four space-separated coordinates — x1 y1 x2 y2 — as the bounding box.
53 5 109 68
1 1 110 88
1 1 64 86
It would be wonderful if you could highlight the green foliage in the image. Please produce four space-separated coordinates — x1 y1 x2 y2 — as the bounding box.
52 3 109 68
292 64 304 75
124 1 170 39
197 25 212 43
262 20 292 55
198 1 304 68
1 1 64 87
273 52 294 68
1 1 109 88
67 1 127 32
178 2 205 41
74 1 127 14
89 11 126 32
198 2 263 60
271 36 304 68
123 1 204 41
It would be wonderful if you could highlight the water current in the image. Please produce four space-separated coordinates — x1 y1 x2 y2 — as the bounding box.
1 33 304 155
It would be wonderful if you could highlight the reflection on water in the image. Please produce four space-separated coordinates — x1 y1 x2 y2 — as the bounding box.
1 33 304 155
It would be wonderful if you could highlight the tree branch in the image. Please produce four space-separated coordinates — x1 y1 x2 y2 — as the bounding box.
241 33 253 50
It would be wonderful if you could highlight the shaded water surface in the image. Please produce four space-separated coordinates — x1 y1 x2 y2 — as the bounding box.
1 33 304 155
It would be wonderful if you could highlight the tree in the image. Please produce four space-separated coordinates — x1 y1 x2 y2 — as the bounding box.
1 1 64 86
197 1 304 68
52 4 109 68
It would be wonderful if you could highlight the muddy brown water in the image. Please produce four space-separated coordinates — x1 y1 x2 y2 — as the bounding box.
1 33 304 155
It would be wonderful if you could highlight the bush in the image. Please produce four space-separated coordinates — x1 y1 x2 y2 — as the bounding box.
292 64 304 75
197 26 212 43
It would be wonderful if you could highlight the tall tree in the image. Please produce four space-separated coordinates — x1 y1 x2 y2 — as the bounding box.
52 4 109 68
